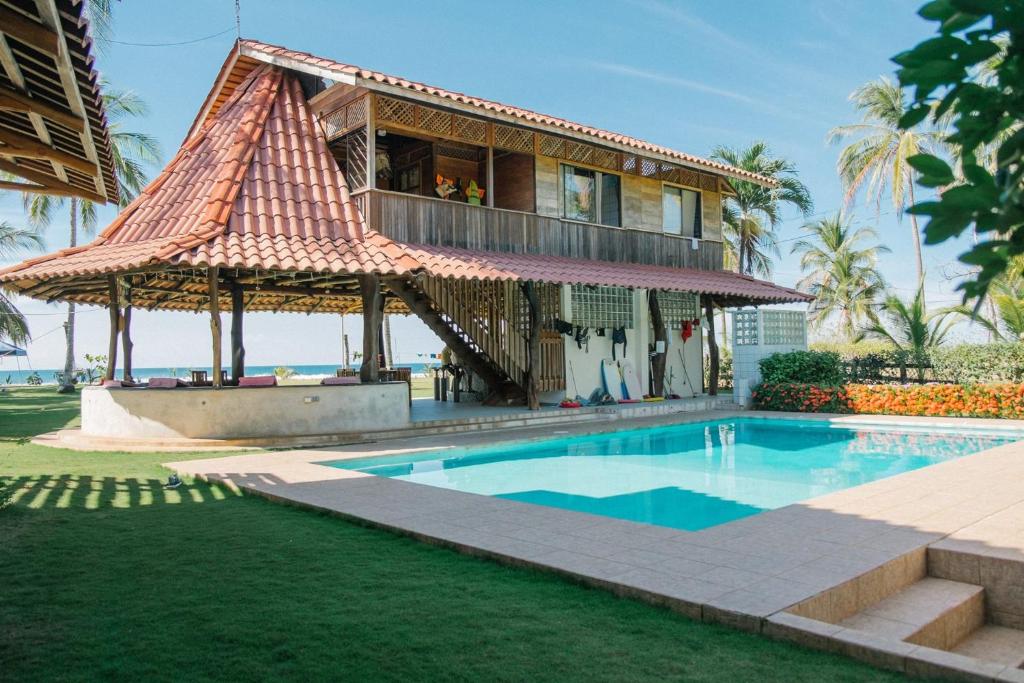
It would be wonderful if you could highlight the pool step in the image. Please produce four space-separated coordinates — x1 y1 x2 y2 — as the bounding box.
838 577 985 650
953 625 1024 668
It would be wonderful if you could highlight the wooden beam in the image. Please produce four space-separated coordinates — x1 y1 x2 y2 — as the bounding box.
121 287 133 382
0 126 97 175
649 290 667 397
104 275 118 381
0 84 83 131
0 178 76 196
523 281 541 410
0 7 60 55
358 273 382 383
0 156 105 202
230 282 245 383
703 295 718 397
209 267 222 388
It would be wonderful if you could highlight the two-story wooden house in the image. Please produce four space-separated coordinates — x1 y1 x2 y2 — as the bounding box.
1 39 810 416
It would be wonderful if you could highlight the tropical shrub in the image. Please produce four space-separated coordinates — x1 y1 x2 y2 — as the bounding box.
759 351 844 385
751 383 850 413
704 347 733 390
846 383 1024 419
752 382 1024 419
928 343 1024 384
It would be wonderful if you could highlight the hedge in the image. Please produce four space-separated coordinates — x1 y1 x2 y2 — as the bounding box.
751 382 1024 419
807 342 1024 385
758 351 844 385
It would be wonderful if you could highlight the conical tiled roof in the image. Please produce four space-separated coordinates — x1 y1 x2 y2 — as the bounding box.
0 63 417 284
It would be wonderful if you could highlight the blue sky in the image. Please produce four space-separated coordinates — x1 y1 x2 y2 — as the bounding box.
0 0 982 370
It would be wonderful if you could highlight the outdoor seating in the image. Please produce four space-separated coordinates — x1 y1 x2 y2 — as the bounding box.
148 377 188 389
237 375 277 387
321 376 360 385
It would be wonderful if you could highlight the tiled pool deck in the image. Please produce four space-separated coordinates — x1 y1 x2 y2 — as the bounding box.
167 411 1024 680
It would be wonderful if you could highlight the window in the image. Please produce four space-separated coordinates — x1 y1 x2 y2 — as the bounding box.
662 186 702 238
562 164 621 227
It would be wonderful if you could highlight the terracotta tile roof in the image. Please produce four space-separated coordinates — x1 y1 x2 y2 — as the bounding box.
405 244 812 304
0 64 412 284
236 39 776 188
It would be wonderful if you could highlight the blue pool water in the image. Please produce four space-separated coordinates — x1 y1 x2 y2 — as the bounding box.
329 418 1021 531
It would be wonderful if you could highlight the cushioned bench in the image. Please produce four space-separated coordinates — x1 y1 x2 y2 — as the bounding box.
238 375 277 387
321 376 360 385
148 377 188 388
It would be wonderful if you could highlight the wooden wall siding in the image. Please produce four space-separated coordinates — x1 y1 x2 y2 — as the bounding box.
702 192 722 241
360 189 724 270
420 276 564 392
639 179 663 232
493 152 535 213
535 155 559 217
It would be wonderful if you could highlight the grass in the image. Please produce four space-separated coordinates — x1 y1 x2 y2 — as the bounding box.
0 387 905 681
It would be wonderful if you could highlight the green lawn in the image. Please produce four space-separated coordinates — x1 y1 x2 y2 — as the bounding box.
0 387 903 681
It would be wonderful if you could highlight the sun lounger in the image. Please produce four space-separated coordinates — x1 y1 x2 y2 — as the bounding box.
148 377 188 388
238 375 277 387
321 376 360 385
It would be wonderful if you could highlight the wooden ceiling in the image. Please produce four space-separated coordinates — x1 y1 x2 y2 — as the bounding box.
0 0 117 203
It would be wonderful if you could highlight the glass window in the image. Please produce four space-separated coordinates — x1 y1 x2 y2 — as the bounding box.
663 186 702 238
600 173 621 227
662 186 682 235
562 164 621 227
563 165 596 223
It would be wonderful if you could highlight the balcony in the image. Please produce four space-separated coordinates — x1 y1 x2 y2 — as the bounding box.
354 189 724 271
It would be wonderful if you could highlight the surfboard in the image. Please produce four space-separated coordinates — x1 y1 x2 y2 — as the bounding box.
601 359 624 402
620 359 644 400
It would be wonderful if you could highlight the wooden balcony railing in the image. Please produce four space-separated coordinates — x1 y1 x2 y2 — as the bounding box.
354 189 724 270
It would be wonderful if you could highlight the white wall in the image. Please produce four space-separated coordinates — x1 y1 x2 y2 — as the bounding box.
731 309 808 405
658 324 704 398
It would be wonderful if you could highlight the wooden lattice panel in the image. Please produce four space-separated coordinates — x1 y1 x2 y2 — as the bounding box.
376 96 415 127
592 148 618 170
678 168 700 188
565 140 594 165
418 107 453 136
493 125 534 153
539 134 564 158
436 142 480 161
700 173 719 191
321 107 346 140
452 114 488 144
347 97 367 127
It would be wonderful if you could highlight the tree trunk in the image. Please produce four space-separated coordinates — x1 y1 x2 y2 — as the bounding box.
383 313 394 369
208 268 222 388
703 296 719 396
230 282 245 383
121 286 133 382
907 179 925 305
648 290 667 396
719 306 728 348
59 199 78 392
341 315 350 369
523 282 542 410
104 276 119 381
358 274 382 383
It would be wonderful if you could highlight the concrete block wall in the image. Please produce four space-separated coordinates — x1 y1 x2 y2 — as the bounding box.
731 309 808 405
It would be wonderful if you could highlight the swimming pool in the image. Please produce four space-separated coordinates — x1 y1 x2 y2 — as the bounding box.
328 418 1021 531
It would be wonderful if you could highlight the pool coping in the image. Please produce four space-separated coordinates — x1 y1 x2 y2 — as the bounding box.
167 410 1024 681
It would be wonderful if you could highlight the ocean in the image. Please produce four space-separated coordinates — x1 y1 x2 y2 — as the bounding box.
0 362 438 385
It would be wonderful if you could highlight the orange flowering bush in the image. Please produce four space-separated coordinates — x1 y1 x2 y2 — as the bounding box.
752 382 1024 419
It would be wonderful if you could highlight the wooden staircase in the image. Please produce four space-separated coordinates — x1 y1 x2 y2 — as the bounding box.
387 276 564 402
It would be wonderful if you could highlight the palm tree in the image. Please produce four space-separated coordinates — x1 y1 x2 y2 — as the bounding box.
0 221 43 345
828 77 944 292
711 142 813 278
24 85 159 390
859 282 955 379
791 213 889 341
948 271 1024 342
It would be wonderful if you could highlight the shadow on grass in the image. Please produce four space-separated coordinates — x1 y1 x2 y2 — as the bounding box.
0 473 242 511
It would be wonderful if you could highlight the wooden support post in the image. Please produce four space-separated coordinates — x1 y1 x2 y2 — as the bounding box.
486 145 495 208
121 286 133 383
703 295 718 396
230 282 245 383
341 314 351 369
523 281 541 410
359 274 382 383
208 267 222 388
649 290 667 397
105 275 119 381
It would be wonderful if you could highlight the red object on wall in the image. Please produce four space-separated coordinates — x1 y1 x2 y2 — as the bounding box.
681 320 693 341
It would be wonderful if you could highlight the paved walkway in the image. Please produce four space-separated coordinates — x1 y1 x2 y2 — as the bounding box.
167 411 1024 677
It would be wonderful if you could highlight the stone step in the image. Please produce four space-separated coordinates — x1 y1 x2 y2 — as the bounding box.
838 577 985 650
952 625 1024 668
